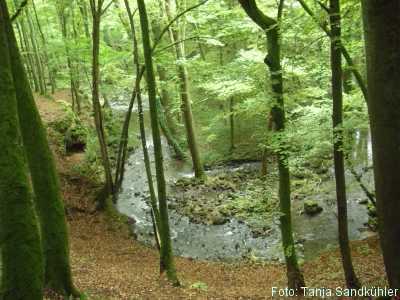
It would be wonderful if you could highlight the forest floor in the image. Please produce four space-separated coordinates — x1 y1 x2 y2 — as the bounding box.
36 92 387 299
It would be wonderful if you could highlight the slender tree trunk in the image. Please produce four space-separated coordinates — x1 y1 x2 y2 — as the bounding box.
137 0 179 285
56 3 80 112
78 0 91 38
151 20 179 135
0 4 44 299
267 28 304 291
229 97 235 153
121 0 161 247
330 0 360 289
238 0 305 290
156 96 186 159
13 1 40 93
90 0 115 206
297 0 368 101
32 0 56 94
25 5 46 95
114 0 142 192
165 0 205 178
15 22 36 90
362 0 400 288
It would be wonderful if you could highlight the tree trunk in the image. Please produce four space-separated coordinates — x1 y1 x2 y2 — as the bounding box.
297 0 368 101
0 4 44 298
151 20 179 135
156 96 186 160
122 0 161 246
90 0 114 206
362 0 400 288
238 0 305 290
25 5 46 95
56 3 81 113
329 0 360 289
229 97 235 153
137 0 179 285
13 1 40 93
164 0 205 178
3 2 79 296
32 0 57 94
78 0 91 38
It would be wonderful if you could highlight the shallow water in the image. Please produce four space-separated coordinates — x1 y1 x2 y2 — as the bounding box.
115 101 374 262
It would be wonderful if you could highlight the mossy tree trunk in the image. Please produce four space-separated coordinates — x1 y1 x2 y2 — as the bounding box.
362 0 400 288
329 0 360 289
238 0 305 290
2 1 79 297
137 0 179 285
0 3 44 299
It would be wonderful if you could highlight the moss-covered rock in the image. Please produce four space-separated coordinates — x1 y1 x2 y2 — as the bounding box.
367 203 377 217
304 200 323 216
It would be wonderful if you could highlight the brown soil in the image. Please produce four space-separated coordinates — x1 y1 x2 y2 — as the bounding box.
37 91 387 300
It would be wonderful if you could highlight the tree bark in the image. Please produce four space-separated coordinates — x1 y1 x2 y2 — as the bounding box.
164 0 205 178
90 0 115 207
362 0 400 288
329 0 360 289
119 0 161 248
238 0 305 290
0 3 44 298
2 1 79 296
137 0 179 285
297 0 368 101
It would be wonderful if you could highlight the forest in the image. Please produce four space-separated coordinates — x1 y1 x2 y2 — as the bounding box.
0 0 399 299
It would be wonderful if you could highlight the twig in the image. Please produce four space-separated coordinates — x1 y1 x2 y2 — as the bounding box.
153 35 210 55
101 0 114 15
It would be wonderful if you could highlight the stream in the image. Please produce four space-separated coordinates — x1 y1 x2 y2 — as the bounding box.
113 99 375 262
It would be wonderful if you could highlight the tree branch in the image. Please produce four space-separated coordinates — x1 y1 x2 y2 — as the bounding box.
153 35 210 55
11 0 28 22
238 0 276 31
152 0 209 51
277 0 285 21
101 0 114 15
297 0 368 100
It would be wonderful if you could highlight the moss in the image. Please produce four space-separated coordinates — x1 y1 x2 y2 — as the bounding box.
303 200 323 216
104 196 131 232
3 6 79 297
0 6 44 298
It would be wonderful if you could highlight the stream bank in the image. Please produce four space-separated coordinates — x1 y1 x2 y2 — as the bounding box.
33 92 386 299
114 99 375 262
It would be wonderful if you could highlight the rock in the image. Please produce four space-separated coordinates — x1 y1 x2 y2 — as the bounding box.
251 228 265 238
367 203 377 217
208 211 229 225
367 217 378 231
303 200 323 216
358 198 369 205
